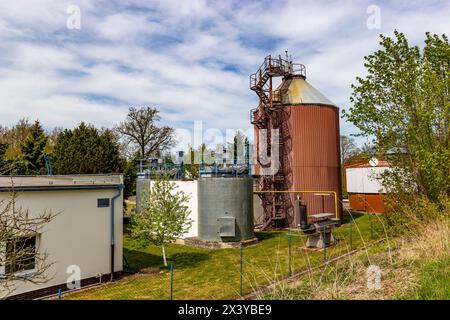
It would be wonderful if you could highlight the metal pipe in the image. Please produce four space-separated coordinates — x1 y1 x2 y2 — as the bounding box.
254 190 339 219
110 184 123 281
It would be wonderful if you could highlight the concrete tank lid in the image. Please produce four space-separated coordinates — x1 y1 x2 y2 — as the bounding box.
281 76 336 107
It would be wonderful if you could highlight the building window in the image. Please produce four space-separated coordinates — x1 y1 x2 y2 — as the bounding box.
4 236 36 274
97 198 110 208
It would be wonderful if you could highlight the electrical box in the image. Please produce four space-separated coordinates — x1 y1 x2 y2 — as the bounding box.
217 217 236 237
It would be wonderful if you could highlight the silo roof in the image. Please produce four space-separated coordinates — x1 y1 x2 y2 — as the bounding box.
282 77 336 106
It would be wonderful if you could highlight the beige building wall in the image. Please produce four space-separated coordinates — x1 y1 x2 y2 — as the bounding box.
174 180 198 238
0 188 123 298
148 180 198 238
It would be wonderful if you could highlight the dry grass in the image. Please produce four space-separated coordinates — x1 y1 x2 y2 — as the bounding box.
305 258 418 300
398 218 449 263
257 218 449 300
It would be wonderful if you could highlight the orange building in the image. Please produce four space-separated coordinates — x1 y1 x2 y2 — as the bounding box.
345 160 390 213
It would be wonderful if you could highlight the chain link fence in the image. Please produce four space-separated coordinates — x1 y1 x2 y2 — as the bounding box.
48 212 386 300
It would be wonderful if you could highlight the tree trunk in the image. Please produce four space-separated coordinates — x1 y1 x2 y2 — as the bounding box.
162 244 167 267
140 143 145 159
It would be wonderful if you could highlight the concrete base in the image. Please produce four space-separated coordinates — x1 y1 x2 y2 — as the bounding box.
305 231 336 249
178 237 258 249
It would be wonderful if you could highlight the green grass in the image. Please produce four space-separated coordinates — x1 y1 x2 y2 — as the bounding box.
405 257 450 300
66 212 384 300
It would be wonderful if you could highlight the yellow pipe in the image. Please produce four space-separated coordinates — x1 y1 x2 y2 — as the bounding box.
254 190 339 219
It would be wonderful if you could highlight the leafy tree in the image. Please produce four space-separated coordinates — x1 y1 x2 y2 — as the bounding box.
116 107 175 159
44 127 63 154
343 31 450 205
183 145 200 179
183 143 212 179
131 174 192 267
52 123 123 174
227 131 249 165
20 121 48 175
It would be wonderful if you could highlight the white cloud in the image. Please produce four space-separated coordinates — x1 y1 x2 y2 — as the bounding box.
0 0 449 150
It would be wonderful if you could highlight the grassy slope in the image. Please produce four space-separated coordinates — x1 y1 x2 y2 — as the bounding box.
261 219 449 300
66 213 382 300
405 257 450 300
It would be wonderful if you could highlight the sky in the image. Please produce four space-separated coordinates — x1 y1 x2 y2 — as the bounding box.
0 0 449 150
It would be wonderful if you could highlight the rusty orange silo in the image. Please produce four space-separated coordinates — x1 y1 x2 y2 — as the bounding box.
251 54 342 229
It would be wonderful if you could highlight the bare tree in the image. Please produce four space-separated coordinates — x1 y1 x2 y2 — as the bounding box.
116 107 175 159
0 181 57 298
0 118 33 157
340 135 361 164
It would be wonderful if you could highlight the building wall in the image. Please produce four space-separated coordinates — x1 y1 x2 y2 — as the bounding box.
346 166 388 213
0 188 123 298
349 193 385 213
148 180 199 238
346 166 389 194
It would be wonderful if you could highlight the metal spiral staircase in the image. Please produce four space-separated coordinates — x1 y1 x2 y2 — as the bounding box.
250 54 305 229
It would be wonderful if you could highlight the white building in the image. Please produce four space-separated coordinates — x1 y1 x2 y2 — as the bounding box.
0 175 123 299
345 160 390 213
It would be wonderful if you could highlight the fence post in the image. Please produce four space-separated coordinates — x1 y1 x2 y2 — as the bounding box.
370 214 373 239
240 244 243 296
323 225 327 262
349 220 353 250
170 262 174 300
288 233 292 276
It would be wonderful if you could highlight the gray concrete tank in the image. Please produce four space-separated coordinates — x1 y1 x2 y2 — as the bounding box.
135 177 151 212
198 177 254 242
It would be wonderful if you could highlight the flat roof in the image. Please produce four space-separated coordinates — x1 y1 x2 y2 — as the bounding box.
0 174 123 191
345 160 391 168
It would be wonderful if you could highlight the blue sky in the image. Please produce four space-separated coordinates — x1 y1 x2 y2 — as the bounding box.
0 0 449 150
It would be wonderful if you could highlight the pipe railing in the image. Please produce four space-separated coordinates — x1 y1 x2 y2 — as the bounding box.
253 190 339 220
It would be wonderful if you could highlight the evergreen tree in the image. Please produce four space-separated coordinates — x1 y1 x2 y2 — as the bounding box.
52 122 123 174
20 121 47 175
123 157 138 198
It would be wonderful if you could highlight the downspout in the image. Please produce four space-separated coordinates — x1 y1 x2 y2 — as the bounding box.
110 184 123 282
